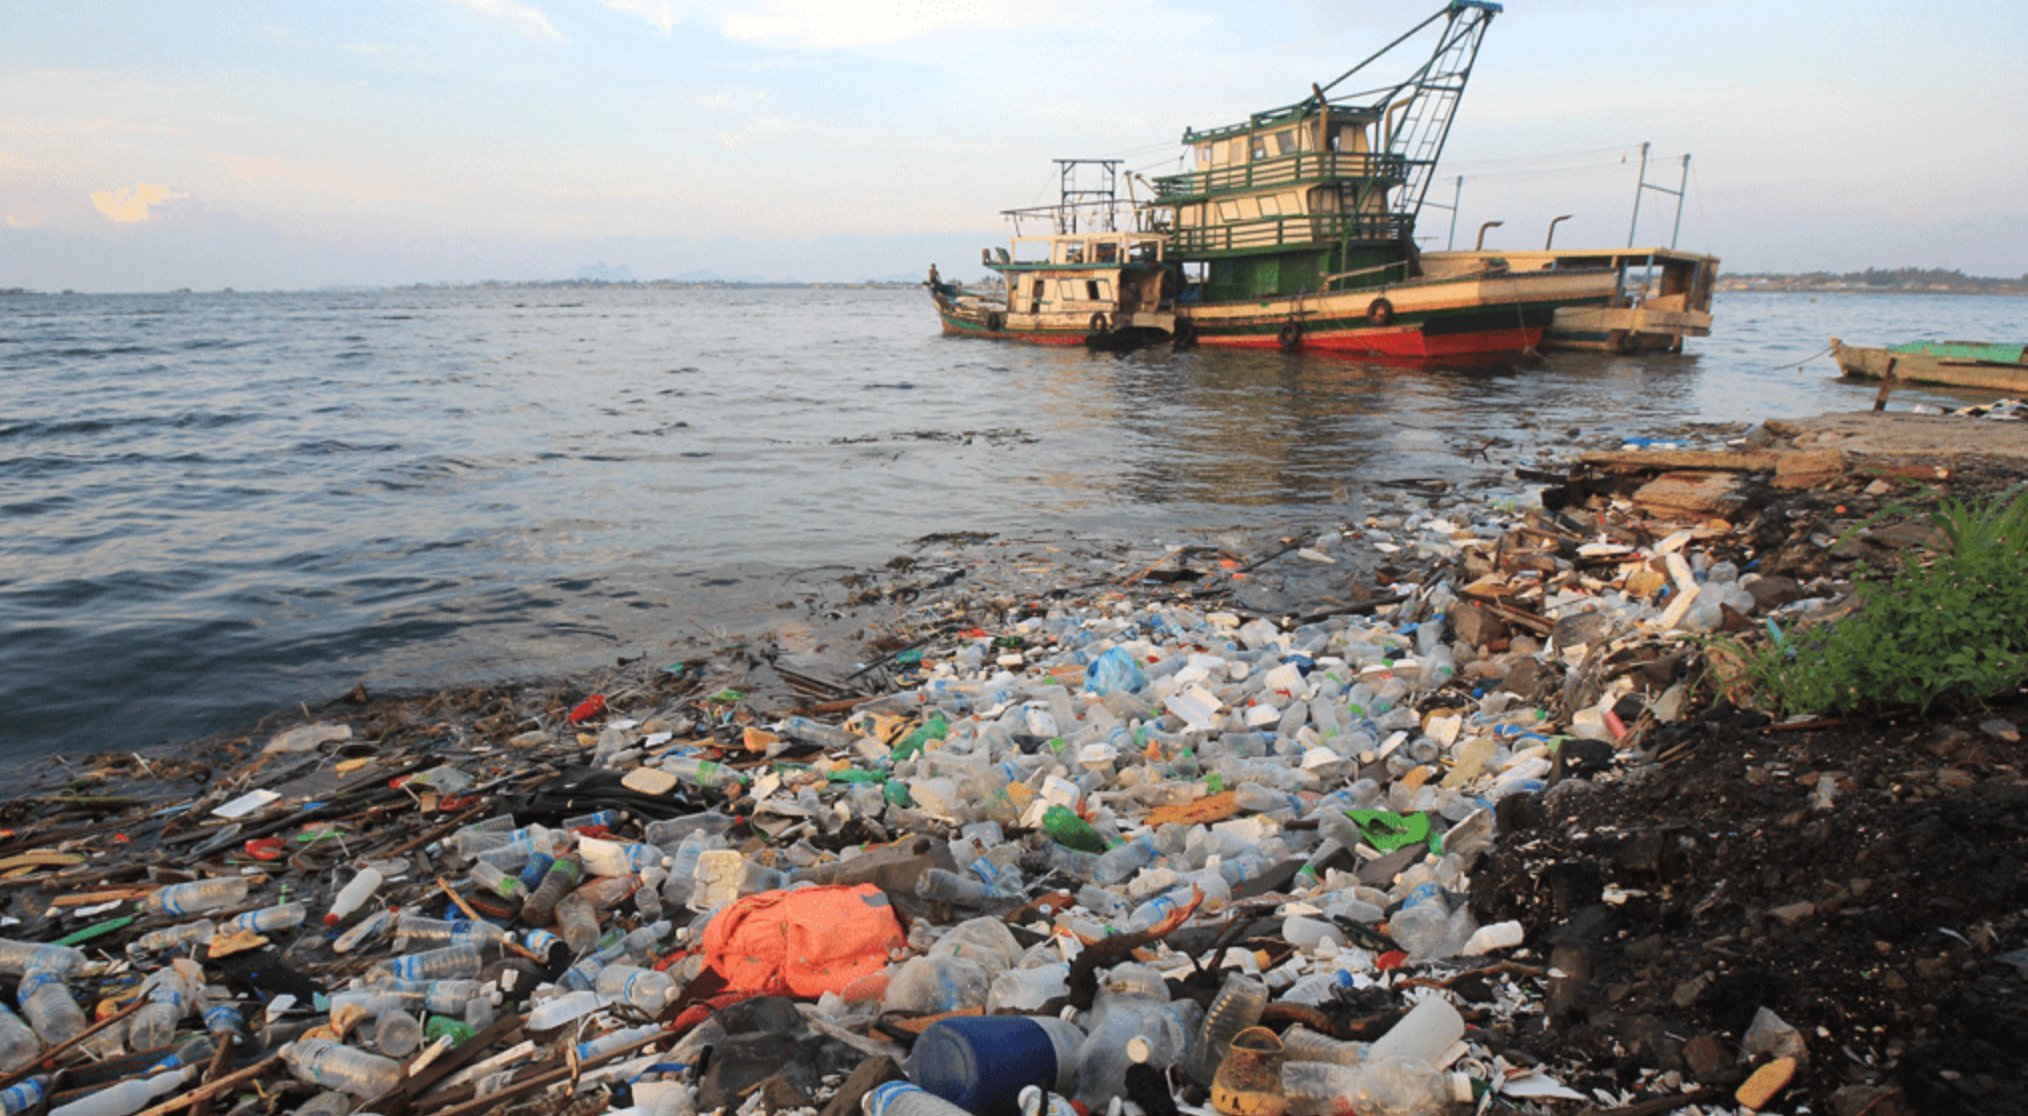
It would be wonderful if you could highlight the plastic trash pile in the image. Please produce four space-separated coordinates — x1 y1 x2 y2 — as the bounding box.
0 486 1828 1116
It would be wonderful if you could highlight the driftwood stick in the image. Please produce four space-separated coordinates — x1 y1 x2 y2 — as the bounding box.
129 1054 284 1116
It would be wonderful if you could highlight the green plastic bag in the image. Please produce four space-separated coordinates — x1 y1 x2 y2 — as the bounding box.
1346 809 1434 853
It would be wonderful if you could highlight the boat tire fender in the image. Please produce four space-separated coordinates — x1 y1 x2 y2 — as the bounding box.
1277 321 1303 352
1172 318 1196 349
985 311 1005 333
1089 312 1110 335
1368 298 1395 326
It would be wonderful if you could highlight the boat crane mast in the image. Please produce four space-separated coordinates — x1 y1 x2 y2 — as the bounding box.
1311 1 1501 229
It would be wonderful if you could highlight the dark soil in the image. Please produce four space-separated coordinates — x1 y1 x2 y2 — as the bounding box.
1473 701 2028 1114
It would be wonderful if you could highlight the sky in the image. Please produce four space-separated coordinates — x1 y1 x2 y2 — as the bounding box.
2 0 2023 291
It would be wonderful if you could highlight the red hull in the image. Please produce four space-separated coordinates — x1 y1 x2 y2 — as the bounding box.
1195 323 1543 358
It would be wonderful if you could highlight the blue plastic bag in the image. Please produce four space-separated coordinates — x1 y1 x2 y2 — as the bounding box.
1084 646 1147 695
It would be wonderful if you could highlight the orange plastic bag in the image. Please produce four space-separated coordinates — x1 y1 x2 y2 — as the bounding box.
701 883 906 998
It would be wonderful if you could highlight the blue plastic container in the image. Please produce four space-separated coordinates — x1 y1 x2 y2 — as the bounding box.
906 1015 1083 1116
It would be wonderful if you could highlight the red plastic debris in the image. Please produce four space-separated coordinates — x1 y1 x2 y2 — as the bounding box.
568 693 607 724
1376 949 1410 971
437 794 477 812
244 837 285 861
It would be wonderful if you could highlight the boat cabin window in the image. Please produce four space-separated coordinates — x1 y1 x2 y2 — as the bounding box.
1226 139 1246 165
1257 195 1282 217
1271 129 1295 156
1094 241 1119 263
1329 124 1365 153
1128 241 1159 263
1195 144 1212 169
1217 200 1242 222
1056 278 1112 303
1027 278 1046 313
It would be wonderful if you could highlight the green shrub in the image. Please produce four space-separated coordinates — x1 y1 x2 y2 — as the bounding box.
1729 490 2028 716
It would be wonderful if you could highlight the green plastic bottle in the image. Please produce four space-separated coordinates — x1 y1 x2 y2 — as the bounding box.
1042 805 1107 853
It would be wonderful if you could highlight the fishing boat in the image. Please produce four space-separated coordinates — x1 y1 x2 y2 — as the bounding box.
931 1 1620 356
1831 338 2028 393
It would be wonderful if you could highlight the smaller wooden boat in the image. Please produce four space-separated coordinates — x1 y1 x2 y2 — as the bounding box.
1831 337 2028 393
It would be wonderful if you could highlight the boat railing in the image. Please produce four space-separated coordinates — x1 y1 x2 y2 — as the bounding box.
1169 212 1410 255
1153 151 1407 200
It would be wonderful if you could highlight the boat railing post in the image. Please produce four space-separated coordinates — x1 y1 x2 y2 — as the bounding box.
1669 153 1691 250
1626 141 1649 248
1544 214 1572 250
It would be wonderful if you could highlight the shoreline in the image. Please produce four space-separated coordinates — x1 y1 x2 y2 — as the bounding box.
1 407 2023 1113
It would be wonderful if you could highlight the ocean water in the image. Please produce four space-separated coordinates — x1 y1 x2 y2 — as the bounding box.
3 287 2022 757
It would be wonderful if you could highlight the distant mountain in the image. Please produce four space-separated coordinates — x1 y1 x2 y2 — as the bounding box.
577 262 635 282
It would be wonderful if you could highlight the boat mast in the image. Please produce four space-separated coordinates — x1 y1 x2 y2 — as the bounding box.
1314 0 1501 231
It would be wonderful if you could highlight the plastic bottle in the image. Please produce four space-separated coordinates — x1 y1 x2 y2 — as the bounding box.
1366 997 1464 1066
659 757 740 790
129 921 215 956
0 1004 38 1073
1076 1003 1191 1108
1281 1057 1449 1116
594 964 677 1015
201 1000 243 1040
1095 834 1159 885
554 894 601 955
574 1023 664 1063
374 1010 423 1057
0 941 85 976
324 867 384 927
863 1081 972 1116
46 1065 192 1116
985 964 1069 1013
333 906 396 954
393 914 510 951
1281 1024 1368 1066
778 716 855 749
282 1038 401 1098
294 1091 353 1116
905 1015 1084 1116
1188 972 1267 1085
127 962 200 1052
914 869 1000 906
0 1079 45 1116
1041 806 1107 853
561 809 621 833
579 838 668 878
467 861 524 902
18 970 86 1046
447 824 552 860
642 811 735 848
144 878 249 918
378 944 484 983
525 990 606 1031
520 854 584 925
226 903 306 935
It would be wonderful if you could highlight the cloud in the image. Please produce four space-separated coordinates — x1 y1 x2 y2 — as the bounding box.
5 214 39 229
722 0 1074 48
596 0 678 35
441 0 568 45
89 182 183 223
340 41 390 56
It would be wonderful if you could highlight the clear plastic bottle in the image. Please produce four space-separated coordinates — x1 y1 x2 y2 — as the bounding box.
0 1004 38 1072
520 854 583 925
201 998 243 1040
333 906 395 953
18 970 86 1046
560 809 621 832
447 824 552 860
863 1081 973 1116
574 1022 663 1062
226 903 306 935
45 1065 192 1116
0 1078 45 1116
1095 834 1160 885
1282 1057 1449 1116
144 877 249 918
1281 1024 1367 1066
1366 997 1464 1066
393 914 509 951
554 894 601 955
1188 972 1267 1085
466 861 524 902
374 1010 423 1057
642 811 735 849
378 944 484 983
658 757 740 790
914 868 999 906
127 962 200 1052
594 964 676 1015
129 920 215 956
0 941 84 976
324 867 384 927
525 990 605 1031
282 1038 401 1098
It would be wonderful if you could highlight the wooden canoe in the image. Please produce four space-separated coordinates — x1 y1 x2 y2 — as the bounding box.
1831 337 2028 393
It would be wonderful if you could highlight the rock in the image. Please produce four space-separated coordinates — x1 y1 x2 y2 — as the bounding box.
1560 737 1616 776
1683 1033 1730 1078
757 1073 813 1111
1550 611 1614 653
1741 1007 1807 1063
1735 1056 1798 1110
820 1056 904 1116
1979 718 2021 742
1772 448 1847 489
1744 574 1804 611
1768 901 1817 927
1449 603 1508 648
1833 1084 1915 1116
1634 470 1747 519
1498 657 1556 699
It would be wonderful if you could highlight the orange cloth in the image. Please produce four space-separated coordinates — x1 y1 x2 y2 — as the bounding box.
701 883 906 998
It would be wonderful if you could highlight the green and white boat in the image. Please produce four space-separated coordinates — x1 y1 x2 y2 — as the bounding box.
1831 338 2028 393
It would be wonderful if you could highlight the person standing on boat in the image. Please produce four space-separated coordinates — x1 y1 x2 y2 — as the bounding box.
926 263 956 302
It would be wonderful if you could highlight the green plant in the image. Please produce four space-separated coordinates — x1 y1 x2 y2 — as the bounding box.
1724 490 2028 716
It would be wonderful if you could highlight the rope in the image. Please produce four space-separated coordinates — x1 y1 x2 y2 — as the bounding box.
1769 344 1833 373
